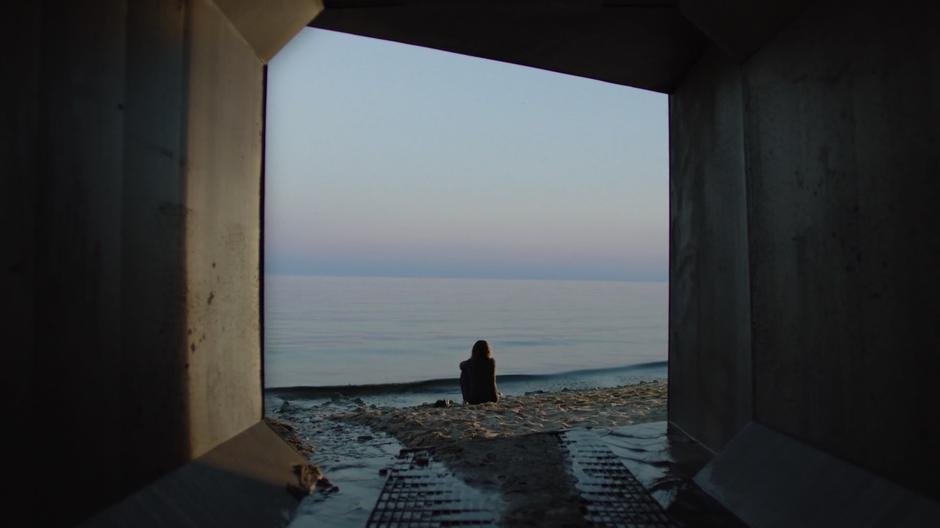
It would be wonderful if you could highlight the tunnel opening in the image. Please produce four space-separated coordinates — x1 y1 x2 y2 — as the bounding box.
261 27 671 526
263 28 669 392
16 2 940 526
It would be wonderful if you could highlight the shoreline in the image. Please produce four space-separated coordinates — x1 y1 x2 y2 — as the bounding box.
269 380 668 526
265 361 667 409
266 360 667 394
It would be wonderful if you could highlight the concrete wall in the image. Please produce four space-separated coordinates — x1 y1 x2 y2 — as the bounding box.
744 1 940 498
668 47 752 451
2 0 306 523
669 0 940 498
121 0 191 493
183 0 265 459
5 2 131 524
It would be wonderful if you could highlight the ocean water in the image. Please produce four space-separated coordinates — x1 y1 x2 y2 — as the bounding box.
264 275 667 388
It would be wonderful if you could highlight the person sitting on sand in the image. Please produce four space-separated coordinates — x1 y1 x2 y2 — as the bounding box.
459 340 500 404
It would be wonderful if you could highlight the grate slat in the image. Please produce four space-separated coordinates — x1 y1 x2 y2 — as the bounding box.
366 448 500 528
562 431 679 528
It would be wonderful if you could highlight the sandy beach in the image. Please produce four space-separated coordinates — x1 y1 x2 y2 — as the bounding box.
335 380 668 448
270 380 668 526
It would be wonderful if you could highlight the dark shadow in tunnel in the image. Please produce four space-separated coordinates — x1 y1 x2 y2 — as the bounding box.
9 3 194 525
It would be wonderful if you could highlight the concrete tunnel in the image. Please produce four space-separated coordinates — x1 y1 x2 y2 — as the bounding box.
4 0 939 525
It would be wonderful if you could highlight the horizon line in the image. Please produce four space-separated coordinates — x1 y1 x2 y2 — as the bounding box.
264 271 667 283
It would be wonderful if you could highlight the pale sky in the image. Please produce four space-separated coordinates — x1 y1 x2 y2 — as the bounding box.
265 28 668 282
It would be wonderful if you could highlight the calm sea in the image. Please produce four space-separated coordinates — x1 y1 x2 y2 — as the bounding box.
264 275 667 388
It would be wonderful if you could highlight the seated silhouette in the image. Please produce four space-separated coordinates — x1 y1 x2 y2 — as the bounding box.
459 340 500 404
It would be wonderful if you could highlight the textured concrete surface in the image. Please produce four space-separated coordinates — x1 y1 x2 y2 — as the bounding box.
5 2 131 524
184 0 265 460
668 46 752 452
695 423 940 528
743 1 940 498
82 422 308 528
668 0 940 501
120 0 191 495
3 0 309 524
215 0 324 62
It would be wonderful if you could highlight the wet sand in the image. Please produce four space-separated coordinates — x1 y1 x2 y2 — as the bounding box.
271 380 668 527
333 381 668 526
335 380 667 448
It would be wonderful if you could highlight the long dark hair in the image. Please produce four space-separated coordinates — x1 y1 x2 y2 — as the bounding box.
471 340 492 360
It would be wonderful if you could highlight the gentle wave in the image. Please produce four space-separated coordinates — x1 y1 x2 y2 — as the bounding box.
265 361 667 398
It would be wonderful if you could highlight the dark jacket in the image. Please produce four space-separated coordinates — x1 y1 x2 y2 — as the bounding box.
459 357 499 404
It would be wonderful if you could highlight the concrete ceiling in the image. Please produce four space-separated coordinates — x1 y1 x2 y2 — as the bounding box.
197 0 815 91
306 0 814 92
310 0 707 92
215 0 324 62
678 0 812 62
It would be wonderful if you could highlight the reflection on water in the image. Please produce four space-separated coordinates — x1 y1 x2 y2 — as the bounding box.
265 275 667 387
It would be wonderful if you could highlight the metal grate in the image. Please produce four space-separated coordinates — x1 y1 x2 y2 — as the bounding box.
367 432 679 527
563 431 678 528
366 448 499 528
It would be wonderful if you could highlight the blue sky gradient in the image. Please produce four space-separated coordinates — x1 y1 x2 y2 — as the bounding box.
265 28 668 282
